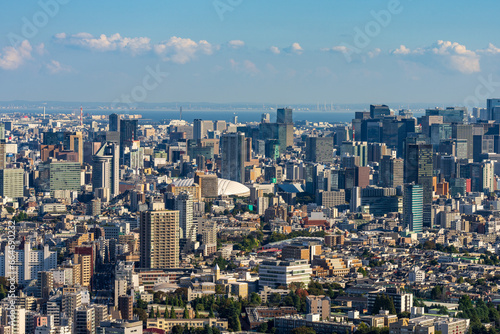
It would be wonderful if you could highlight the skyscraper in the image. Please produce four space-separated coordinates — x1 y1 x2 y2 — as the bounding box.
370 104 391 119
487 98 500 122
119 119 138 143
140 210 179 269
220 132 245 183
92 142 120 200
380 156 404 188
49 161 82 194
306 136 333 164
0 169 24 199
277 108 293 124
109 113 121 132
175 192 195 241
403 184 423 233
193 119 214 141
405 143 433 227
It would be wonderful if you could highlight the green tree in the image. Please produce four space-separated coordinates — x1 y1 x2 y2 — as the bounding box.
171 306 177 319
134 308 148 322
156 307 160 318
291 326 316 334
183 306 189 319
372 295 396 315
250 292 262 306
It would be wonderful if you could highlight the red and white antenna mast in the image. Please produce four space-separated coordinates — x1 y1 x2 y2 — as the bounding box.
80 106 83 127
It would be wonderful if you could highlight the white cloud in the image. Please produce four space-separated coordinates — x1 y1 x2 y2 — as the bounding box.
56 32 218 63
0 40 33 70
154 36 215 64
368 48 381 58
270 46 280 54
479 43 500 55
284 42 303 55
228 40 245 49
46 60 72 74
243 60 259 75
392 40 480 74
393 45 411 55
55 32 151 55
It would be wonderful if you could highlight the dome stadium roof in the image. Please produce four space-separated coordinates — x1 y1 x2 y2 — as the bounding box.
172 177 250 197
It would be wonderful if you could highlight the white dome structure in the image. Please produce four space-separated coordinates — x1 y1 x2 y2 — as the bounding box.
172 177 250 197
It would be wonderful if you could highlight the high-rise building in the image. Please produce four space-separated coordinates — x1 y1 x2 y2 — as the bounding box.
220 132 245 183
92 142 120 200
277 108 294 150
306 137 333 164
109 113 121 132
43 131 84 164
380 156 404 188
487 98 500 122
119 119 138 143
370 104 391 119
175 192 195 241
0 168 24 199
36 271 54 301
403 184 423 233
140 210 179 269
49 162 81 194
405 143 433 227
277 108 293 124
74 306 96 334
451 124 473 160
193 119 214 141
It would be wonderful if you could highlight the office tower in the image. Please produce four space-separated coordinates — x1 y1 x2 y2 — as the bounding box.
355 111 371 120
370 104 391 119
175 192 195 241
306 137 333 164
276 108 294 149
74 306 95 334
350 186 361 212
49 162 81 194
430 123 452 148
405 143 433 227
440 156 458 181
425 107 467 123
261 113 270 123
195 173 218 198
0 169 23 199
361 119 382 142
36 271 54 301
92 142 120 200
140 210 179 269
403 184 423 233
117 295 133 321
119 119 138 142
214 120 227 132
193 119 214 141
380 156 404 188
418 115 443 137
367 142 388 163
381 118 416 157
0 142 5 169
487 98 500 121
361 186 403 216
220 132 245 183
277 108 293 124
473 134 495 162
43 131 84 163
451 124 473 159
109 113 121 132
245 137 252 162
341 141 368 166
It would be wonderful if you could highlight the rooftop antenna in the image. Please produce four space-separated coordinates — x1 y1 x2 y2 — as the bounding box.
180 106 182 120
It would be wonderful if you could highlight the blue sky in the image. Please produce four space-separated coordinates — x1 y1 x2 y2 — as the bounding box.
1 0 500 106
